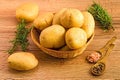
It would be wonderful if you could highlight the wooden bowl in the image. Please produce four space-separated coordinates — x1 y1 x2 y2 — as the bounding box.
31 27 94 58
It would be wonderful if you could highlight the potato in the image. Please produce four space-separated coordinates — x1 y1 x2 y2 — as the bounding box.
65 28 87 49
82 11 95 38
59 45 71 51
52 8 67 24
8 52 38 70
40 25 65 49
34 12 54 30
60 8 84 28
16 3 39 22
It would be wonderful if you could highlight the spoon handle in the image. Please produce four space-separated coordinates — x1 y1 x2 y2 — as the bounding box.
99 44 115 63
98 36 116 56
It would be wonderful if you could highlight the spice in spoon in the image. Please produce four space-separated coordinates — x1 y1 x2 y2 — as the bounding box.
91 62 105 76
87 51 101 63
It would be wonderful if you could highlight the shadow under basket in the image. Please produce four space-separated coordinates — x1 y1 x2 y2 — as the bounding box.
31 27 94 58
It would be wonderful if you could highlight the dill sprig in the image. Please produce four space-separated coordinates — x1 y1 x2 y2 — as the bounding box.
88 2 114 31
8 19 31 54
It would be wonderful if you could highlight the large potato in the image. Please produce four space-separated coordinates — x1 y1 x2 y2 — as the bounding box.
34 12 54 30
52 8 67 24
8 52 38 71
82 11 95 38
16 3 39 22
40 25 65 49
60 8 84 28
65 28 87 49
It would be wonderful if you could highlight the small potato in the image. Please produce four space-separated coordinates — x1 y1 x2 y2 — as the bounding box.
53 8 67 25
40 25 65 49
34 12 54 30
59 45 71 51
82 11 95 38
65 28 87 49
8 52 38 71
16 3 39 22
60 8 84 28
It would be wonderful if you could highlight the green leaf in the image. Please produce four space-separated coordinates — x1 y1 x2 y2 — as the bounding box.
8 19 31 54
88 2 114 31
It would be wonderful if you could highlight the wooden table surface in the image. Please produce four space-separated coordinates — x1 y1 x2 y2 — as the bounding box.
0 0 120 80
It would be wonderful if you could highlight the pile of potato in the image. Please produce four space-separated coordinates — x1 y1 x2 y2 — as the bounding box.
34 8 95 50
8 3 95 71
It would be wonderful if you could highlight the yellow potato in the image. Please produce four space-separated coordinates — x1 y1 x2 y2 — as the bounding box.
82 11 95 38
65 28 87 49
59 45 71 51
16 3 39 22
33 12 54 30
60 8 84 28
8 52 38 71
52 8 67 24
40 25 65 49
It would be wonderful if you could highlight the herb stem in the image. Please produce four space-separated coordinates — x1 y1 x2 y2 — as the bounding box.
88 2 114 31
8 19 31 54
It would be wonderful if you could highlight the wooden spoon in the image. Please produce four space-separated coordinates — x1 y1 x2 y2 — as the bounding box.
90 44 115 76
97 36 117 59
87 36 117 63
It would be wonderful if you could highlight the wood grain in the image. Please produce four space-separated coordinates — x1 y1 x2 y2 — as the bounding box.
0 0 120 80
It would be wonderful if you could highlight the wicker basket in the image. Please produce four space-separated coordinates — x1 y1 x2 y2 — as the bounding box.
31 27 94 58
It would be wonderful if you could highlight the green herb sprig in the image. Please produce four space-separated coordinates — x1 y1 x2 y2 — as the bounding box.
88 2 114 31
8 19 31 54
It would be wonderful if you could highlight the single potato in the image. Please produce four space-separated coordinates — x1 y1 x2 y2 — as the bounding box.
59 45 71 51
52 8 67 25
82 11 95 38
40 25 66 49
16 3 39 22
34 12 54 30
65 28 87 49
60 8 84 28
8 52 38 71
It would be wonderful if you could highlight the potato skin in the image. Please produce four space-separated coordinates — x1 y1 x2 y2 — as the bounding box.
60 8 84 28
65 28 87 49
82 12 95 38
40 25 66 49
52 8 67 25
16 3 39 22
34 12 54 30
8 52 38 70
59 45 71 51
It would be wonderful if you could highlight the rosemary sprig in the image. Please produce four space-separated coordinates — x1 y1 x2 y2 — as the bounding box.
88 2 114 31
8 19 31 54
